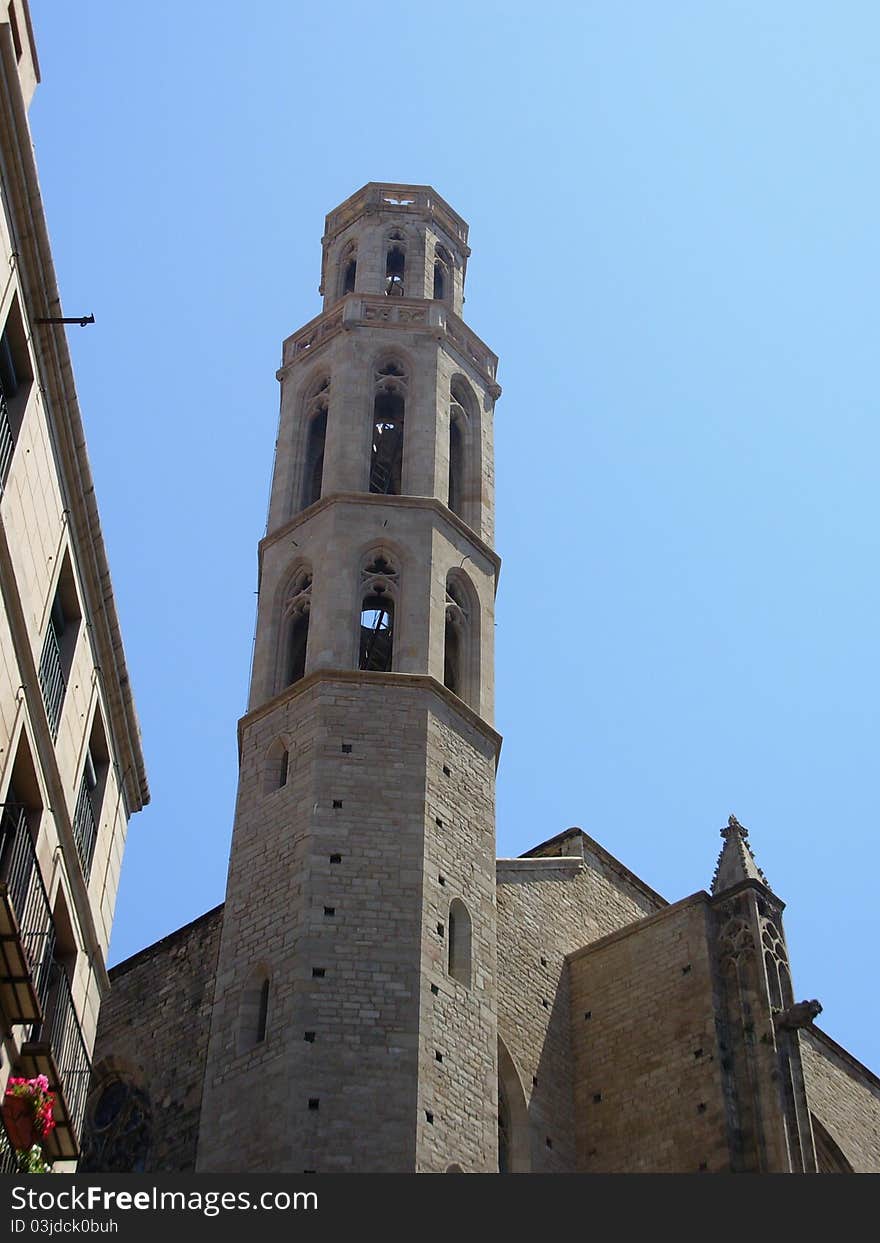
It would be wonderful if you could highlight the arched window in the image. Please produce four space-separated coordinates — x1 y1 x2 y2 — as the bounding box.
447 898 471 988
263 737 290 794
444 570 479 709
434 245 452 301
238 967 271 1053
301 376 330 510
358 552 398 672
339 241 357 297
370 360 407 495
449 376 480 529
385 230 406 296
282 566 312 687
448 404 465 518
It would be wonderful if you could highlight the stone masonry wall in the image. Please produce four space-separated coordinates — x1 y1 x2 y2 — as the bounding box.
569 895 729 1172
800 1027 880 1172
416 702 498 1172
496 831 664 1171
82 906 223 1172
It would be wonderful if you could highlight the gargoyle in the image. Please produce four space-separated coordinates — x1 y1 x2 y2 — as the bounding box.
773 1000 822 1031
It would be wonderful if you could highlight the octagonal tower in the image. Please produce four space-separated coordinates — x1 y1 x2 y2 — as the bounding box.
197 184 502 1173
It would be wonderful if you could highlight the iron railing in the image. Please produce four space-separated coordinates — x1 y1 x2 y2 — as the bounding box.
0 803 92 1150
72 778 98 883
0 802 55 995
38 620 66 740
31 962 92 1143
0 390 13 493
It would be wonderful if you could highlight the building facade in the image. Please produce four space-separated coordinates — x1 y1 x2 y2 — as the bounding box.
81 184 880 1174
0 3 148 1171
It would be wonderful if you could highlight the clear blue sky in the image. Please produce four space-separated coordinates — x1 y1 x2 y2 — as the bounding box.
28 1 880 1073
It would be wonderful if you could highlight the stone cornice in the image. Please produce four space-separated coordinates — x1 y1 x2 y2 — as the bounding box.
258 491 502 584
237 669 503 765
277 294 501 399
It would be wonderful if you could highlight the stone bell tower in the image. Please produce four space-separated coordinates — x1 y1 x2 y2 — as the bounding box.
197 184 503 1173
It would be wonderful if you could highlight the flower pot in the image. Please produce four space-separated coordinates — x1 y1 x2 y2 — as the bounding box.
3 1095 37 1151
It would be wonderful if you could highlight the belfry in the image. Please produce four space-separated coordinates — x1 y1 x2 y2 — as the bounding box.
196 184 503 1172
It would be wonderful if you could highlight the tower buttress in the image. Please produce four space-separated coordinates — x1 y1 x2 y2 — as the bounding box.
710 816 819 1172
197 184 502 1173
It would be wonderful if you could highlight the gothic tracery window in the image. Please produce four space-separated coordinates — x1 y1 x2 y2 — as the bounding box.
80 1078 152 1174
283 566 313 687
358 552 398 672
370 360 407 495
385 230 406 296
301 375 330 511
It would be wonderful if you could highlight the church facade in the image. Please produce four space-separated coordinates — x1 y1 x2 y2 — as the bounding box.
80 185 880 1174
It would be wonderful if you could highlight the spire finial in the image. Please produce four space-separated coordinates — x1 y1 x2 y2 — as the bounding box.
711 813 771 894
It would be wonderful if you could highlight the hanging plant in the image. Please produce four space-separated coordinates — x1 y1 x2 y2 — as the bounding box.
3 1075 56 1157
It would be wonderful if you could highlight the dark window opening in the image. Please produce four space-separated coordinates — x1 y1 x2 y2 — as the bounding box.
8 4 22 61
39 555 80 741
0 299 32 493
287 611 310 685
278 749 289 788
385 245 405 296
370 389 404 495
448 412 464 517
433 260 447 301
359 593 394 672
73 715 108 882
444 579 467 700
255 978 270 1043
342 257 357 294
302 407 327 509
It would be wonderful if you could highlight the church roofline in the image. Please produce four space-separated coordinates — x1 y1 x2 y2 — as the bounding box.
107 903 225 982
566 890 707 965
802 1024 880 1095
519 826 667 908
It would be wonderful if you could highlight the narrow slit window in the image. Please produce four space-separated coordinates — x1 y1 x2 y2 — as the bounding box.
448 898 472 989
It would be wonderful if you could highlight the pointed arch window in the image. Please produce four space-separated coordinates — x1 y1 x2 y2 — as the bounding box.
339 241 357 297
301 376 330 511
358 552 398 672
434 245 453 301
283 566 312 687
385 230 406 296
370 360 407 495
448 403 465 518
263 737 291 794
448 376 480 529
444 570 479 709
238 967 271 1054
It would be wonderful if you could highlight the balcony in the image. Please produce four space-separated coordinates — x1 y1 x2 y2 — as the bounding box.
20 962 92 1161
72 778 98 882
38 620 65 740
0 390 13 493
0 804 91 1161
0 802 52 1027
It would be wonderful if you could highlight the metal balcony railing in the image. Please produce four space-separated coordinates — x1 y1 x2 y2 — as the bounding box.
0 802 55 993
72 778 98 883
30 962 92 1146
0 390 13 493
38 621 66 740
